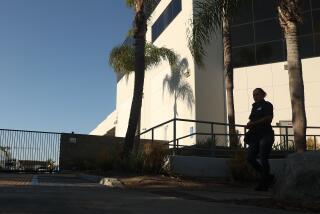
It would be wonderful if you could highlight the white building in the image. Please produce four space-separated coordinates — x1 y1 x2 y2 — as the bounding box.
91 0 320 146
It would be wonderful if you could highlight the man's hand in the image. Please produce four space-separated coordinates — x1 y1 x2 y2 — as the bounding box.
246 121 255 129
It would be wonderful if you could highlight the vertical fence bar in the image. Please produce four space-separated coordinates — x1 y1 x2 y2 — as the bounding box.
173 118 176 155
177 139 179 154
211 123 214 142
244 127 247 149
285 127 289 151
314 136 317 151
151 128 154 144
211 123 214 156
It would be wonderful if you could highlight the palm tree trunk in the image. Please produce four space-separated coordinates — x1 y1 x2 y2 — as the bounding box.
222 14 237 148
278 0 307 153
284 21 307 153
123 2 147 158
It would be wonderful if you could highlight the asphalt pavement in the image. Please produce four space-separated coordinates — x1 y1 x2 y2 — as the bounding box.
0 173 311 214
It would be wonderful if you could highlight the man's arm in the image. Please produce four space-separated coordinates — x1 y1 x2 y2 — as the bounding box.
246 115 273 129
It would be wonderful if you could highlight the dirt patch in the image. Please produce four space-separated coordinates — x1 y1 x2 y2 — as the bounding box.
119 175 231 189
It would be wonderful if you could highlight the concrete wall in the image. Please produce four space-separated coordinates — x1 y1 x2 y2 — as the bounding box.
170 155 286 178
60 133 124 170
60 133 169 170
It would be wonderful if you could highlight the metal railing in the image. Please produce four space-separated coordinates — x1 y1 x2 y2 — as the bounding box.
137 118 320 156
0 128 61 172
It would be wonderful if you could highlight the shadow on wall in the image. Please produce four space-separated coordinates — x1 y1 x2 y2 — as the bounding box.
163 57 194 118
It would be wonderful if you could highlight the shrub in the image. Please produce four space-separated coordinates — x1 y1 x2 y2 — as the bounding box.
226 151 258 182
139 142 168 174
306 137 320 150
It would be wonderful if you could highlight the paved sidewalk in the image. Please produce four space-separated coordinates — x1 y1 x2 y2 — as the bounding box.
0 173 33 186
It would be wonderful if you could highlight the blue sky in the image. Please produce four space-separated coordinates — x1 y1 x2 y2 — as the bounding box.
0 0 133 133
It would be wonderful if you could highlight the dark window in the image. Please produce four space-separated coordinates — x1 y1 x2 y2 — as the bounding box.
151 0 182 42
312 0 320 9
298 35 315 58
231 0 318 68
232 0 253 25
313 10 320 34
172 0 182 15
300 0 311 12
315 34 320 55
231 24 254 47
146 0 161 18
253 0 277 21
255 19 282 43
299 12 313 36
256 41 284 64
233 45 256 67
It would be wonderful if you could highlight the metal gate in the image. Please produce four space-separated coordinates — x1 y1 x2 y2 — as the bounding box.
0 129 61 172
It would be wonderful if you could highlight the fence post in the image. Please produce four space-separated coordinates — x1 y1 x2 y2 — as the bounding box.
177 139 179 155
151 128 154 144
173 118 176 155
211 123 214 142
285 127 289 151
314 136 317 150
244 127 247 149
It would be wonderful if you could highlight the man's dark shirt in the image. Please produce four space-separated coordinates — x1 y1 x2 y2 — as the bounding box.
249 100 273 136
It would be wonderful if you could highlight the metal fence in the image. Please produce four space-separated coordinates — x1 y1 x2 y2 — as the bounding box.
0 129 61 172
137 118 320 157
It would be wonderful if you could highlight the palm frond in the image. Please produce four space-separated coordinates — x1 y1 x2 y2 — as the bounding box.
125 0 135 8
162 57 194 110
163 74 176 95
177 81 194 109
109 45 135 76
187 0 244 66
145 43 178 69
109 43 178 76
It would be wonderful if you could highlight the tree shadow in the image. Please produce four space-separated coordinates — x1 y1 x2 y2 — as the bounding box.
162 58 194 118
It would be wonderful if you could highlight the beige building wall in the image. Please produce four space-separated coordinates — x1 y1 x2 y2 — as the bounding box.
233 57 320 140
89 110 117 136
194 29 227 145
114 73 135 137
140 0 196 145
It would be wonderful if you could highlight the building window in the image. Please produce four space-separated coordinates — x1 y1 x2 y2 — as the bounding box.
232 0 253 25
151 0 182 42
299 12 313 36
312 0 320 9
232 0 320 68
256 41 284 65
313 10 320 34
253 0 277 21
314 34 320 55
231 23 254 46
298 35 315 58
232 45 255 68
254 19 282 43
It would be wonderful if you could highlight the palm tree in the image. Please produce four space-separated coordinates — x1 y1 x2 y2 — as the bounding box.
163 58 194 119
277 0 307 152
121 0 148 158
109 41 177 157
187 0 243 147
